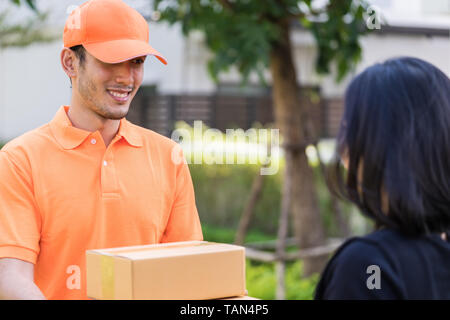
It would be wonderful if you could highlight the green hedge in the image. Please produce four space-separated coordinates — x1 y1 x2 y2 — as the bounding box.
190 163 281 235
202 224 319 300
190 161 362 239
246 260 319 300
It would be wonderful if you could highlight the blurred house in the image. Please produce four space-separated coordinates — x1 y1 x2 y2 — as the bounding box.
0 0 449 142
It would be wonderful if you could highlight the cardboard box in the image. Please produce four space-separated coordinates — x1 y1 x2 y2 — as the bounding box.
86 241 246 300
220 295 260 300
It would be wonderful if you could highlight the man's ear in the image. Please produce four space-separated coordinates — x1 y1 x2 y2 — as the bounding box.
61 48 77 79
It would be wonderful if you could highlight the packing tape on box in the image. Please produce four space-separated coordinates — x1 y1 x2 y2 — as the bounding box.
110 241 213 255
101 255 115 299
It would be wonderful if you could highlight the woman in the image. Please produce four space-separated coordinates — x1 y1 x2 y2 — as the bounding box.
315 57 450 299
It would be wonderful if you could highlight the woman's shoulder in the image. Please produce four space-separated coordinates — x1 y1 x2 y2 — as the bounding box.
325 228 449 277
315 228 450 299
325 229 399 267
339 228 449 254
314 231 402 299
324 230 398 277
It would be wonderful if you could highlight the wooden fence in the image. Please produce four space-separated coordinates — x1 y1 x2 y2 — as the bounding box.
128 90 344 139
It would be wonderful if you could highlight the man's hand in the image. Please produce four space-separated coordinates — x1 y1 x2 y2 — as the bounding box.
0 258 46 300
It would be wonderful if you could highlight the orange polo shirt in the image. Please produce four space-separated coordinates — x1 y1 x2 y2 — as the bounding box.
0 106 203 299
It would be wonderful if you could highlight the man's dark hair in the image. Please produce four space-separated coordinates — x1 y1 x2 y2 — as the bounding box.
328 57 450 236
68 45 86 86
70 45 86 66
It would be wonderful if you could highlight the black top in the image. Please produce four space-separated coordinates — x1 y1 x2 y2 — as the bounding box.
314 228 450 299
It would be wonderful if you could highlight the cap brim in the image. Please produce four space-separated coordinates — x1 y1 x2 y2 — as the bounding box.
83 39 167 65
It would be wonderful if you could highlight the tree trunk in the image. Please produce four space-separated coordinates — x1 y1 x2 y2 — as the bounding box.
234 168 266 246
269 20 328 277
275 150 293 300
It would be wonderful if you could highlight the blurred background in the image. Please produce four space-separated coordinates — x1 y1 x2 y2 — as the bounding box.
1 0 449 299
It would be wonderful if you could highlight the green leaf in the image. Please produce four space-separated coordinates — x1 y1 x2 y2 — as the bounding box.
153 0 371 84
26 0 37 10
8 0 37 11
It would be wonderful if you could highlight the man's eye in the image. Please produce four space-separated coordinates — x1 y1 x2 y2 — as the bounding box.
133 58 144 64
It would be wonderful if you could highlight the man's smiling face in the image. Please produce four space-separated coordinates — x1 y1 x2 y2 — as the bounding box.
73 48 146 120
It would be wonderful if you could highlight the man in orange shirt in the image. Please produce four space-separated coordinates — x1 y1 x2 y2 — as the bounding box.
0 0 202 299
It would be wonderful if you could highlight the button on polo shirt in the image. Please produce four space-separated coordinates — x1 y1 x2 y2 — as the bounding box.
0 106 203 300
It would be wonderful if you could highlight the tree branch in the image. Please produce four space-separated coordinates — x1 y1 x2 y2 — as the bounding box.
217 0 234 12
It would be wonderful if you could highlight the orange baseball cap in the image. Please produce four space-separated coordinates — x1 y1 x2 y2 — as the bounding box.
63 0 167 65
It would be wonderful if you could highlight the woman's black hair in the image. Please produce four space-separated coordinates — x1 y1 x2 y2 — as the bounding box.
328 57 450 236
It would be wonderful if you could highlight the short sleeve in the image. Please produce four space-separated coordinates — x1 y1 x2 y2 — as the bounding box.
0 150 41 263
314 239 406 299
160 157 203 243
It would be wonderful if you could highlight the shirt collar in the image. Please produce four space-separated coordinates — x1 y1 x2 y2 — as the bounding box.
49 106 143 150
